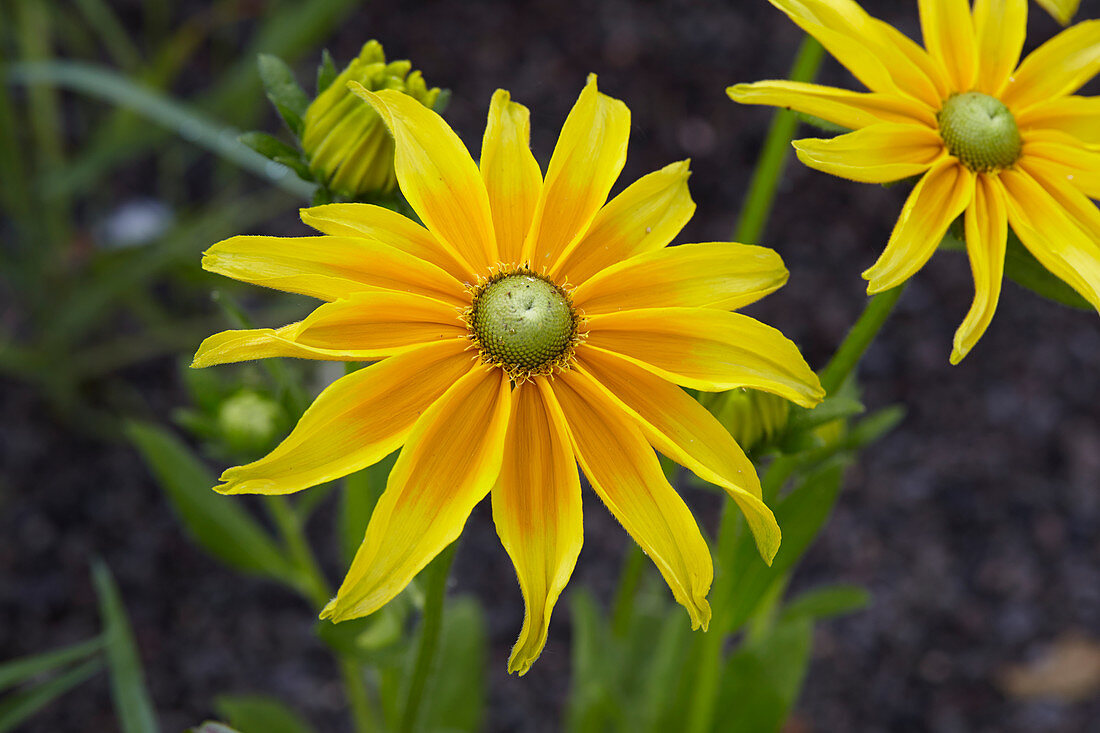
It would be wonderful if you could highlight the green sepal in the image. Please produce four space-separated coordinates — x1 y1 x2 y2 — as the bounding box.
431 88 452 115
257 54 309 137
316 49 338 95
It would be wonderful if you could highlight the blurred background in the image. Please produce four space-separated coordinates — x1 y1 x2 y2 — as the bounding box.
2 0 1099 730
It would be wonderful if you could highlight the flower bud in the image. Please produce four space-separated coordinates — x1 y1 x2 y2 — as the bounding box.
217 390 285 456
301 41 441 199
712 388 790 453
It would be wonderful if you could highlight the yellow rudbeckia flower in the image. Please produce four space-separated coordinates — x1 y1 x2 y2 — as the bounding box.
193 76 823 674
729 0 1100 363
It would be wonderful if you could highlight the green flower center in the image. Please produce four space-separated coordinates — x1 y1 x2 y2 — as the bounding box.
937 92 1022 172
470 273 578 379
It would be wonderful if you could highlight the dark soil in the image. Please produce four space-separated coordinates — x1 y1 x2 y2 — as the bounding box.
2 1 1098 731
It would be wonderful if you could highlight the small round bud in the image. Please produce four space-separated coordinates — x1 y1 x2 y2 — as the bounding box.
217 391 285 456
937 92 1022 173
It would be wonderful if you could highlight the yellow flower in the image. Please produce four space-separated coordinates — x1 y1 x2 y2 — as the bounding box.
193 76 823 674
301 41 440 199
729 0 1100 364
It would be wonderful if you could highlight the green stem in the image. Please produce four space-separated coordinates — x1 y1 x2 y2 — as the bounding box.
264 496 376 732
688 33 825 733
818 283 907 396
400 543 457 733
733 36 825 244
339 657 376 733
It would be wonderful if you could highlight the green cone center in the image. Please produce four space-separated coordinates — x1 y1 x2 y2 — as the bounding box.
472 275 575 374
937 92 1022 172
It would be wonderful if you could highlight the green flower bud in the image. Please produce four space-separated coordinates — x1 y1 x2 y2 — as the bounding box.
713 388 791 453
217 390 285 456
301 41 441 199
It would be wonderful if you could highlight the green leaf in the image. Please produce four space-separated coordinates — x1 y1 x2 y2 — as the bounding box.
418 597 487 733
1003 229 1092 311
846 405 906 450
565 591 619 733
316 50 338 94
713 616 814 733
257 54 309 137
0 636 103 692
0 658 103 732
214 695 315 733
125 421 296 580
237 131 301 162
724 460 847 632
781 584 871 622
92 562 159 733
785 395 864 435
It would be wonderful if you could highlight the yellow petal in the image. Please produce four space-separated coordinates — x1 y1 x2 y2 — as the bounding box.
202 234 467 305
350 85 498 271
192 292 467 368
918 0 978 92
1001 164 1100 310
573 242 788 315
575 349 781 564
214 339 476 495
550 160 694 286
971 0 1027 96
300 203 476 282
1022 132 1100 200
1018 96 1100 146
552 370 712 630
951 174 1007 364
863 159 975 292
1001 20 1100 111
522 75 630 271
793 123 945 183
584 308 825 406
1034 0 1080 24
727 81 937 130
491 379 582 675
767 0 946 106
322 365 511 622
481 90 543 266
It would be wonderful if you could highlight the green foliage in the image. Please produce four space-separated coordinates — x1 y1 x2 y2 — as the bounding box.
416 598 487 733
0 637 103 692
125 421 296 581
713 616 813 733
214 695 316 733
0 658 104 733
257 54 310 137
1003 230 1092 311
92 561 159 733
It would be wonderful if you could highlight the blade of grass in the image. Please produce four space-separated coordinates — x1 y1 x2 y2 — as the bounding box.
0 637 104 692
72 0 143 70
92 562 159 733
0 658 104 733
6 61 314 198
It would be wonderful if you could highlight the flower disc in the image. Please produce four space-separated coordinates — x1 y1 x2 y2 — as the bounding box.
471 274 576 377
937 92 1022 172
